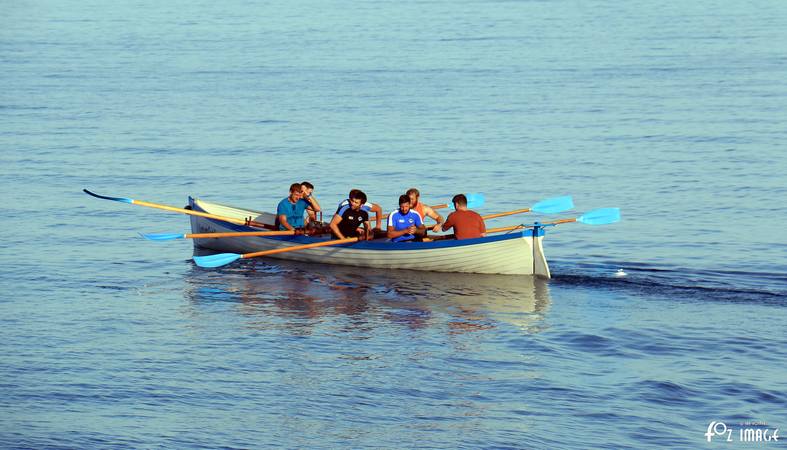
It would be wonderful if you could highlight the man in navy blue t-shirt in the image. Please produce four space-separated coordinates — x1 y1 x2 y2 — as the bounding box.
387 194 426 243
329 190 371 240
336 189 384 231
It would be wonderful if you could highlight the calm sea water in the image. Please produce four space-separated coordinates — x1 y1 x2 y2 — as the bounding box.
2 0 786 448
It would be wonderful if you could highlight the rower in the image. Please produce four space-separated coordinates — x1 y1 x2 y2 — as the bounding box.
300 181 321 225
440 194 486 239
276 183 320 231
329 190 372 240
337 189 384 231
387 195 426 243
406 188 444 233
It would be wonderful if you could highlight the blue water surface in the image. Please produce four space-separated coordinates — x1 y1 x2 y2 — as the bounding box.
2 0 786 448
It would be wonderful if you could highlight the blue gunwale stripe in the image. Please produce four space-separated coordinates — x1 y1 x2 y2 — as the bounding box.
189 198 543 250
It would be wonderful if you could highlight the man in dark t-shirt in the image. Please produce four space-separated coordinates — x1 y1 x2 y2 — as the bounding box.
336 189 384 231
329 190 371 240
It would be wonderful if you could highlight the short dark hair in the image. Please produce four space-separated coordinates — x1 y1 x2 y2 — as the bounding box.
398 194 411 205
350 190 367 204
348 188 360 198
301 181 314 190
289 183 302 193
452 194 467 207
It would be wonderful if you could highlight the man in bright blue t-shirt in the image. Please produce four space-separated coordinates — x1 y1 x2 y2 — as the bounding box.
277 182 320 230
387 194 426 243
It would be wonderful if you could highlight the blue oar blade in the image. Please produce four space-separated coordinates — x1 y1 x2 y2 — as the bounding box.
193 253 242 268
577 208 620 225
531 196 574 214
83 189 133 204
466 192 485 209
451 192 485 210
140 232 186 241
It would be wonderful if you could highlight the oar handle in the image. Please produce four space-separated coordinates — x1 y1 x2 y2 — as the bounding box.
241 237 359 259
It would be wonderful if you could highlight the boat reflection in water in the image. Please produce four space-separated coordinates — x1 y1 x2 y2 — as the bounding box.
184 253 551 335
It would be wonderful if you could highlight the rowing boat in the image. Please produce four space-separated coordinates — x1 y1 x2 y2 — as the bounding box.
188 197 552 278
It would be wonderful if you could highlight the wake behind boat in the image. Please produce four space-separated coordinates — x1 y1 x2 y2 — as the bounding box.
188 197 553 277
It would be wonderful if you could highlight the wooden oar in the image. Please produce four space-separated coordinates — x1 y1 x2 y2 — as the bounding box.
486 224 528 234
486 208 621 234
481 196 574 220
83 189 273 229
142 230 295 241
194 237 359 268
148 194 567 240
546 208 620 226
418 196 573 224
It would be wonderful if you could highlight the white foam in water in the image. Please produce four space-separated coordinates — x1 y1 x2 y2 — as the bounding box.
615 269 627 277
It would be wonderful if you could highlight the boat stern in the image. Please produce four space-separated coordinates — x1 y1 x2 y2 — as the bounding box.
530 224 551 279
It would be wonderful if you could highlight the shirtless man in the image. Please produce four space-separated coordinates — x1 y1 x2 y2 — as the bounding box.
406 188 443 233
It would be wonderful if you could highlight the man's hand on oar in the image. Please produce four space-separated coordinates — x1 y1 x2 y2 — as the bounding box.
193 237 359 268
